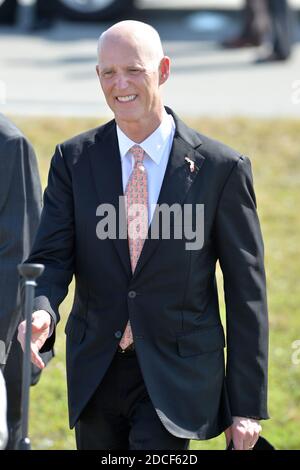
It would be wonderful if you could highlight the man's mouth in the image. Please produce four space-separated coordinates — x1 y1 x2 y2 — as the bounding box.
116 95 137 103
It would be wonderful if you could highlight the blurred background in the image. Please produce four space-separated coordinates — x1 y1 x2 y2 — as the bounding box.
1 0 300 116
1 0 300 450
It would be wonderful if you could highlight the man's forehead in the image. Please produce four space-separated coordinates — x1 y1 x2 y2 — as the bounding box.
99 39 149 65
99 50 144 66
100 31 139 49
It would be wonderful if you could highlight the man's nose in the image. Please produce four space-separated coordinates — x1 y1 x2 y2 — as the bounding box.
114 74 129 90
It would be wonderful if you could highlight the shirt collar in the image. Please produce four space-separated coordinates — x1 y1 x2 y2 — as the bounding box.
116 110 175 165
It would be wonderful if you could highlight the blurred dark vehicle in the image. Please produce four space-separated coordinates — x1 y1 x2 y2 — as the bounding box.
0 0 134 23
51 0 134 20
0 0 17 24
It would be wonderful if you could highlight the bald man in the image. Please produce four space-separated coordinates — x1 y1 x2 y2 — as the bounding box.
18 21 269 450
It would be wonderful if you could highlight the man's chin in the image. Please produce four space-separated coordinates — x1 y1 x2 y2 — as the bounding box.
115 111 141 125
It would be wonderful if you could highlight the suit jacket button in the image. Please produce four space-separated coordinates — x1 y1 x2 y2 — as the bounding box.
128 290 136 299
115 331 122 339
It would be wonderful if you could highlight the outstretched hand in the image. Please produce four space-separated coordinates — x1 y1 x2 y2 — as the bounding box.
17 310 51 369
225 416 262 450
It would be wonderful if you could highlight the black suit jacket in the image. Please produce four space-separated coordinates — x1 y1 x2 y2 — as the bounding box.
0 116 53 446
29 108 269 439
0 114 42 363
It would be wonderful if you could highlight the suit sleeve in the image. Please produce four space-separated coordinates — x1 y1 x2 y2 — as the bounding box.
0 136 42 358
215 155 269 419
27 144 75 351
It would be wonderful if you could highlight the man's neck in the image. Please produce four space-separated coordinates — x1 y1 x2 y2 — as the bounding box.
116 111 165 143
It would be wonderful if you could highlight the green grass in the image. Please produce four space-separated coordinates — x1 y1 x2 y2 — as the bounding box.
10 116 300 450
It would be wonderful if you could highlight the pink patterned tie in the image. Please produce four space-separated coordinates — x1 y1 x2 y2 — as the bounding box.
119 145 148 350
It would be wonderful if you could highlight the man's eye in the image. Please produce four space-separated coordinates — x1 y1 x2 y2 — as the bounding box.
129 69 140 74
103 71 113 77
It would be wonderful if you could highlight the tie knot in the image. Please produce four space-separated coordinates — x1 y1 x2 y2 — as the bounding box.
131 145 145 164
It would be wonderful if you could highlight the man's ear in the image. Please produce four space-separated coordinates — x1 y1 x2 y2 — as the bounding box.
159 56 171 85
96 64 100 79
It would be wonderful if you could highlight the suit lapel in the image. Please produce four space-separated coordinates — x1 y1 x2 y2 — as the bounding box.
133 120 205 279
88 112 206 280
88 122 132 278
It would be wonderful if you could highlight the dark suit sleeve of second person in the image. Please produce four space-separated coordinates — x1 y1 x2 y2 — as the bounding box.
0 135 42 347
26 144 75 351
214 155 269 420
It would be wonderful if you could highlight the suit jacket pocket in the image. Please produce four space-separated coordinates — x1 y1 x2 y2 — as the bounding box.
177 324 225 357
64 314 87 344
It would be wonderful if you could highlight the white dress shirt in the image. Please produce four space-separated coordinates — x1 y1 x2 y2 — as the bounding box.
116 110 175 224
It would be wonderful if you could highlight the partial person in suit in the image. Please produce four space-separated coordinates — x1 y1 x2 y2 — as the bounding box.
0 114 53 449
18 21 269 450
222 0 294 61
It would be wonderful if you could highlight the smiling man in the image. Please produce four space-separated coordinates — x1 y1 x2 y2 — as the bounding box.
18 21 269 450
96 23 169 143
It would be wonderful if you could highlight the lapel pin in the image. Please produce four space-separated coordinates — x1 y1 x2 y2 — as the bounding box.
185 157 195 173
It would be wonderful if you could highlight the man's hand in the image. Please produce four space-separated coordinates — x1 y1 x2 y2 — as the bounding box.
17 310 51 369
225 416 262 450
